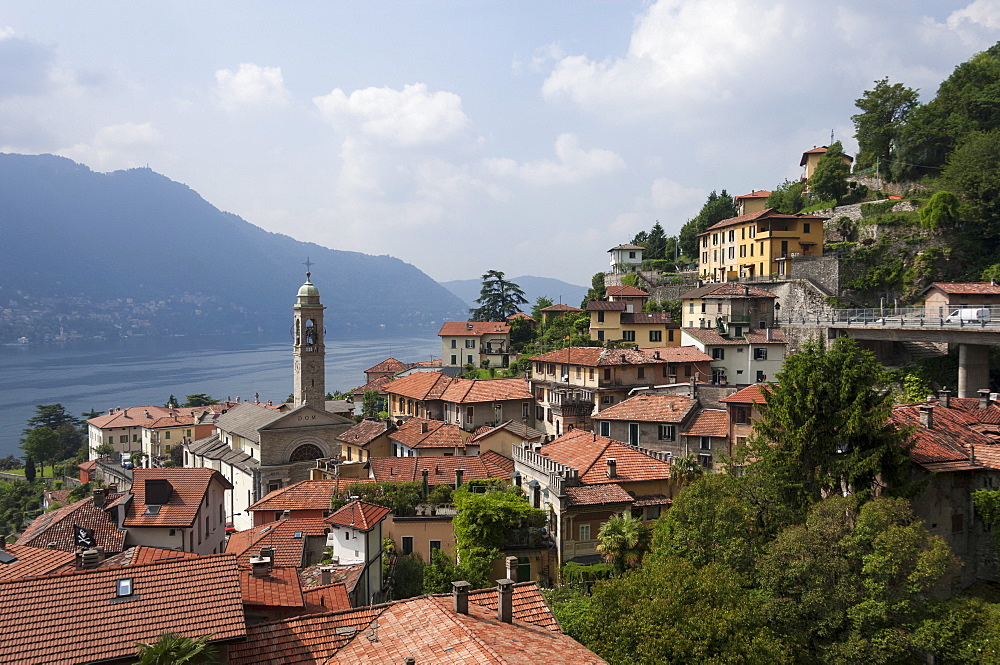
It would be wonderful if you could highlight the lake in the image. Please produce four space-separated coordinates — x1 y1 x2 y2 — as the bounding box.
0 332 441 459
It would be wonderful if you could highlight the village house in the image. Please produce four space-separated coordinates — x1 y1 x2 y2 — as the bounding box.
800 145 853 182
680 282 778 331
735 189 771 216
324 500 391 606
139 412 214 462
468 421 547 457
592 394 698 452
682 327 787 385
586 300 680 348
336 418 394 462
720 383 770 454
389 417 472 457
226 516 333 569
385 373 536 432
608 243 644 273
529 346 713 435
439 321 513 368
697 208 828 282
921 282 1000 319
538 303 583 326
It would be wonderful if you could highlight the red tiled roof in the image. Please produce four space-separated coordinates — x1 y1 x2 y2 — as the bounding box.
736 190 771 200
364 358 409 375
585 300 627 311
470 421 546 443
250 480 340 513
86 405 201 429
0 544 75 581
325 500 391 532
683 327 786 346
891 404 991 466
226 518 331 568
721 383 773 404
596 394 696 423
926 282 1000 295
701 208 827 233
683 409 729 437
144 414 197 429
125 467 232 528
438 321 511 336
337 419 392 446
948 397 1000 425
540 304 583 312
440 377 534 403
241 566 305 607
691 283 777 298
507 312 536 322
230 583 598 665
564 484 635 507
530 347 669 367
17 494 126 554
607 285 649 297
0 554 246 665
389 417 466 449
99 546 200 568
800 146 853 165
642 346 714 363
383 372 453 401
302 582 352 613
299 563 366 593
541 430 672 484
621 312 678 326
368 452 514 485
350 374 395 396
744 329 787 344
609 243 644 251
78 460 98 471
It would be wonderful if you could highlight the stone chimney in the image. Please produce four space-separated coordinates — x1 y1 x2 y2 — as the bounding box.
980 389 991 410
250 556 272 578
455 469 464 488
106 483 118 494
452 580 471 614
970 445 977 465
497 578 515 623
421 468 429 498
77 546 105 570
93 488 107 509
505 556 518 581
320 565 334 586
919 405 934 429
938 389 951 408
606 458 617 478
420 421 429 434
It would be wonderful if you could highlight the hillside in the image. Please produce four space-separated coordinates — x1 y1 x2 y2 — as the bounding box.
441 275 588 311
0 154 467 342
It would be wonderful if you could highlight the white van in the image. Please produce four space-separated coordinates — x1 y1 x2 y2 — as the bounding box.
945 308 991 324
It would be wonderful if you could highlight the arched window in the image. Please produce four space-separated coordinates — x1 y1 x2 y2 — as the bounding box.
289 443 323 462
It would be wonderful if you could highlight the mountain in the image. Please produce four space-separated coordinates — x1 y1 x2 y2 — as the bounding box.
0 154 467 341
441 275 589 311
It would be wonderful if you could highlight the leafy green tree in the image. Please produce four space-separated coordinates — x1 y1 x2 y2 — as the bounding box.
360 390 383 419
507 315 536 352
55 422 85 462
333 481 424 516
94 442 115 459
470 270 528 321
809 141 852 203
746 337 913 516
910 595 1000 663
596 512 652 575
452 487 544 555
582 272 606 307
530 296 554 322
851 77 919 172
135 632 220 665
645 221 667 260
22 427 61 478
422 547 494 593
391 553 425 599
940 130 1000 239
765 180 806 214
164 394 179 408
23 404 82 435
983 263 1000 283
678 190 737 258
81 408 104 420
23 456 36 483
919 190 961 231
668 453 704 487
182 394 216 407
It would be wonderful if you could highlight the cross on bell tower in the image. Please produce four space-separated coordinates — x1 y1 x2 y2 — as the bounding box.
292 262 326 408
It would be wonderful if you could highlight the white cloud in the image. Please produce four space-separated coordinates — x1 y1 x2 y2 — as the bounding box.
313 83 471 147
215 63 290 111
57 121 161 171
949 0 1000 30
485 133 625 185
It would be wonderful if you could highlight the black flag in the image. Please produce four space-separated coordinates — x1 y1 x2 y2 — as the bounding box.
74 524 96 547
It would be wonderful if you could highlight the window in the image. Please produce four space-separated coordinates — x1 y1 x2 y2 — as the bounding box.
702 252 708 263
164 431 170 440
116 578 133 597
803 223 811 233
120 435 128 443
728 247 735 260
597 311 605 323
429 540 442 558
467 355 473 365
740 245 746 257
756 370 766 382
576 366 582 379
548 364 556 375
649 330 662 342
622 331 635 342
668 330 675 342
402 536 413 555
658 424 675 441
700 437 712 450
579 524 591 541
688 302 694 313
465 339 475 348
451 339 457 348
637 367 645 379
733 406 750 425
952 513 964 534
522 402 530 418
599 421 610 437
603 368 611 381
628 251 636 259
535 362 542 374
628 423 639 446
597 330 605 341
346 447 352 461
601 395 614 405
132 434 138 442
536 406 544 421
753 348 768 360
466 406 474 422
712 233 719 245
728 230 735 242
450 354 457 365
712 348 725 360
589 368 594 380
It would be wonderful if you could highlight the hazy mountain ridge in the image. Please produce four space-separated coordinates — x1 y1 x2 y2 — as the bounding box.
441 275 588 311
0 154 467 341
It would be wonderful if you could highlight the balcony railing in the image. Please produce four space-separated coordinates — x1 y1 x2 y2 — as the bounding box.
504 527 551 549
482 345 511 354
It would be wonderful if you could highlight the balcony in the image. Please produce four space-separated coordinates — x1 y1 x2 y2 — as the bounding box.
482 344 511 355
504 526 551 549
598 378 625 387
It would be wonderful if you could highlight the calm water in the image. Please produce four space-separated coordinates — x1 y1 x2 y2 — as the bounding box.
0 333 440 459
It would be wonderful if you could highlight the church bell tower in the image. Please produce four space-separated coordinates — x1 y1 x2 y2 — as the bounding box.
292 267 326 408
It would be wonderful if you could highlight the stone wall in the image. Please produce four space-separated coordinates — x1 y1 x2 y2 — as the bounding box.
788 255 840 295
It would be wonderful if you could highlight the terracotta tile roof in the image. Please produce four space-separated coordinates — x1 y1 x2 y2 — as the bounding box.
702 208 827 233
389 417 467 449
948 397 1000 425
585 300 627 311
531 347 670 367
927 282 1000 295
125 467 231 528
681 283 777 299
606 285 649 298
368 453 514 485
744 329 787 344
226 518 331 568
144 414 197 429
86 405 199 429
0 554 246 665
0 544 75 581
564 484 635 507
17 493 126 553
364 357 409 375
337 419 392 445
302 581 352 613
299 563 365 592
800 146 853 165
632 494 672 507
596 394 696 423
736 190 771 200
642 346 714 363
683 409 729 437
99 546 200 568
540 304 583 312
470 420 546 443
621 312 678 326
78 460 98 471
438 321 511 336
44 489 70 506
541 430 672 484
241 566 305 607
440 377 534 403
890 404 991 466
383 372 453 401
721 383 773 404
350 374 395 396
250 479 341 513
230 582 599 665
325 500 391 532
609 243 644 251
507 312 536 322
683 327 786 346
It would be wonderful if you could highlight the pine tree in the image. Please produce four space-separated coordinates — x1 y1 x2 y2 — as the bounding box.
470 270 528 321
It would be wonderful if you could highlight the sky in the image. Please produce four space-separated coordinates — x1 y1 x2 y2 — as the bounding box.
1 1 999 286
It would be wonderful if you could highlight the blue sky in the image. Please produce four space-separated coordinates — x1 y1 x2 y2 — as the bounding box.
1 1 998 284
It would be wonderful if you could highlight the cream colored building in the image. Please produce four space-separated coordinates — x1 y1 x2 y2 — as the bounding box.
438 321 512 368
800 145 853 182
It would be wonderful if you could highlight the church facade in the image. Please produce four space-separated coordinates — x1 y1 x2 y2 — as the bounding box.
185 272 353 530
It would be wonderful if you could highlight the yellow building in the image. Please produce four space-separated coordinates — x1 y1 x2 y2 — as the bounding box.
586 301 680 347
697 208 828 282
734 190 771 216
800 146 853 182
